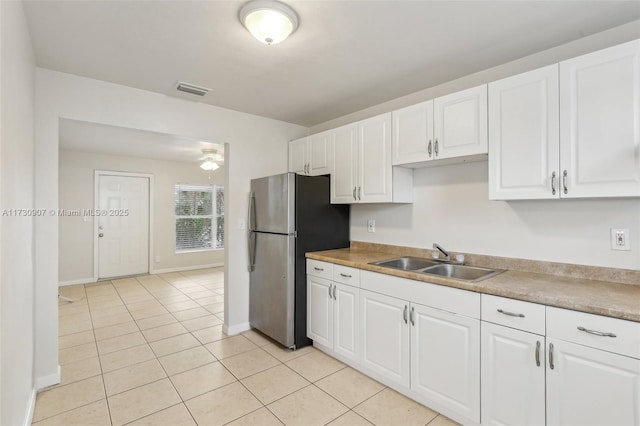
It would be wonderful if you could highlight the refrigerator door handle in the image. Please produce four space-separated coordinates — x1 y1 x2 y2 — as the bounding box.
247 231 257 272
247 191 256 231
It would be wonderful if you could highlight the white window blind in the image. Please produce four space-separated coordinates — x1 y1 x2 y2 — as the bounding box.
175 184 224 252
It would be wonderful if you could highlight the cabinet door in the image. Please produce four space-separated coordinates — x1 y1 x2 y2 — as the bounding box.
481 322 545 426
331 123 358 204
308 131 331 176
307 276 333 349
560 40 640 198
360 289 410 388
392 101 434 165
546 338 640 426
434 85 488 160
333 283 359 363
488 65 560 200
289 137 308 174
410 303 480 423
358 113 393 203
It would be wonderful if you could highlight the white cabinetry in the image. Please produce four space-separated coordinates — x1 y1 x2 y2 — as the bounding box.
546 307 640 426
307 260 359 364
488 65 560 200
391 85 488 167
331 113 412 204
481 295 546 426
288 131 331 176
559 39 640 198
360 270 480 424
489 40 640 200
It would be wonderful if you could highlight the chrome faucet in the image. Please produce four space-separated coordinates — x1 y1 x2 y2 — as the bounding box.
433 243 450 261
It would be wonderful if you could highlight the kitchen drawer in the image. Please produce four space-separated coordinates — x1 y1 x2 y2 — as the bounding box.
307 259 333 280
482 294 545 335
547 307 640 359
334 265 360 287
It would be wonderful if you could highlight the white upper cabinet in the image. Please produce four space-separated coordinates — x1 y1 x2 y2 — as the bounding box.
288 131 332 176
488 64 560 200
434 84 488 160
288 137 308 175
489 40 640 200
331 113 412 204
559 39 640 198
330 123 359 203
392 100 434 165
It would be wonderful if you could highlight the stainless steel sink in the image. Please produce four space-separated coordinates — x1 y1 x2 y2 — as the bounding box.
419 264 504 282
370 257 439 271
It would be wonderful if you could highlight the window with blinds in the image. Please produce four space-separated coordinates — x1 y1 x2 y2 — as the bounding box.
175 184 224 252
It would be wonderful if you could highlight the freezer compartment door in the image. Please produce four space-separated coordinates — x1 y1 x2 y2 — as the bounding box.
250 173 295 234
249 232 296 347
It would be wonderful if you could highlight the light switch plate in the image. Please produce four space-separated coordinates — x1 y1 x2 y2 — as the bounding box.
610 228 630 251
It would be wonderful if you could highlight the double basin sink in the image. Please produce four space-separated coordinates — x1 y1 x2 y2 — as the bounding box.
370 256 504 282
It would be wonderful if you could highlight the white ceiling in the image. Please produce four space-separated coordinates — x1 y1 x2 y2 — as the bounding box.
24 1 640 127
59 119 224 163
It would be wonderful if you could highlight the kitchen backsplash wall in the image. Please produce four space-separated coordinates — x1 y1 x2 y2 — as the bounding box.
350 161 640 270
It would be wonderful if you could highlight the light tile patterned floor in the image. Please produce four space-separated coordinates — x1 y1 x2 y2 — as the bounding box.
33 268 459 426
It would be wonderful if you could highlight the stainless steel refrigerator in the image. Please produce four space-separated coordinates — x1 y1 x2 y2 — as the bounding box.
248 173 349 349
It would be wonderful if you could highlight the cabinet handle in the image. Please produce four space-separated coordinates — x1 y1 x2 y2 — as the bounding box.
497 309 525 318
333 285 337 300
339 273 352 278
357 186 361 200
434 139 439 157
562 170 568 194
535 340 541 367
549 342 554 370
551 171 557 195
427 140 432 158
307 163 310 174
577 326 617 338
328 284 332 298
410 306 415 326
403 305 408 324
353 187 357 201
314 267 324 272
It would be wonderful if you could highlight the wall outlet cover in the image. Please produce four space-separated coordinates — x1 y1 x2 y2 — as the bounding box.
367 219 376 233
610 228 630 251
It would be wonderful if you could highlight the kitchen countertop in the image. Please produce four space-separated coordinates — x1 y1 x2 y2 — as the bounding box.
306 247 640 323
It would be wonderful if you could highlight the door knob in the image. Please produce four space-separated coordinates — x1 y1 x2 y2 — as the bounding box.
99 233 104 237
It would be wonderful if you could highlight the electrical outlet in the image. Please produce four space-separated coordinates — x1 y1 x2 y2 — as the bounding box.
238 218 245 230
610 228 630 251
367 219 376 233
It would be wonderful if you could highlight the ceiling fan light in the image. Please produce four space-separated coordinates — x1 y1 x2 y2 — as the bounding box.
240 0 298 45
200 160 220 171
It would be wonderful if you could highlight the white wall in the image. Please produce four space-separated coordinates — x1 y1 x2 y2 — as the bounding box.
59 149 226 284
311 21 640 271
0 1 37 425
34 68 307 386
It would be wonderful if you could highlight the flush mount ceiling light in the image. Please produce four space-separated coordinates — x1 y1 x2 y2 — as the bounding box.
239 0 299 45
200 149 223 171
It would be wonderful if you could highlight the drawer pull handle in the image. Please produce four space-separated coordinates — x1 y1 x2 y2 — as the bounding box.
535 340 541 367
577 326 616 338
497 309 525 318
314 267 324 272
549 343 554 370
403 305 408 324
339 273 352 278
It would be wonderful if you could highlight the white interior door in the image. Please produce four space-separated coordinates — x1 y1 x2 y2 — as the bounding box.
98 174 150 279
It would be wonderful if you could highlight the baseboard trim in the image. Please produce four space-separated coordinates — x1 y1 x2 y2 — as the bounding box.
224 322 250 336
35 365 61 391
58 277 96 287
23 387 37 426
151 263 224 274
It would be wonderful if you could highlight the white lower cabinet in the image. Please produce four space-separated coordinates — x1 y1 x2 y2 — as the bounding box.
546 338 640 426
307 263 359 364
360 289 410 388
481 322 546 426
412 303 480 422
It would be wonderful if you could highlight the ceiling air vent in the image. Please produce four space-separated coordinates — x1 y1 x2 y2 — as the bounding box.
176 82 210 97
